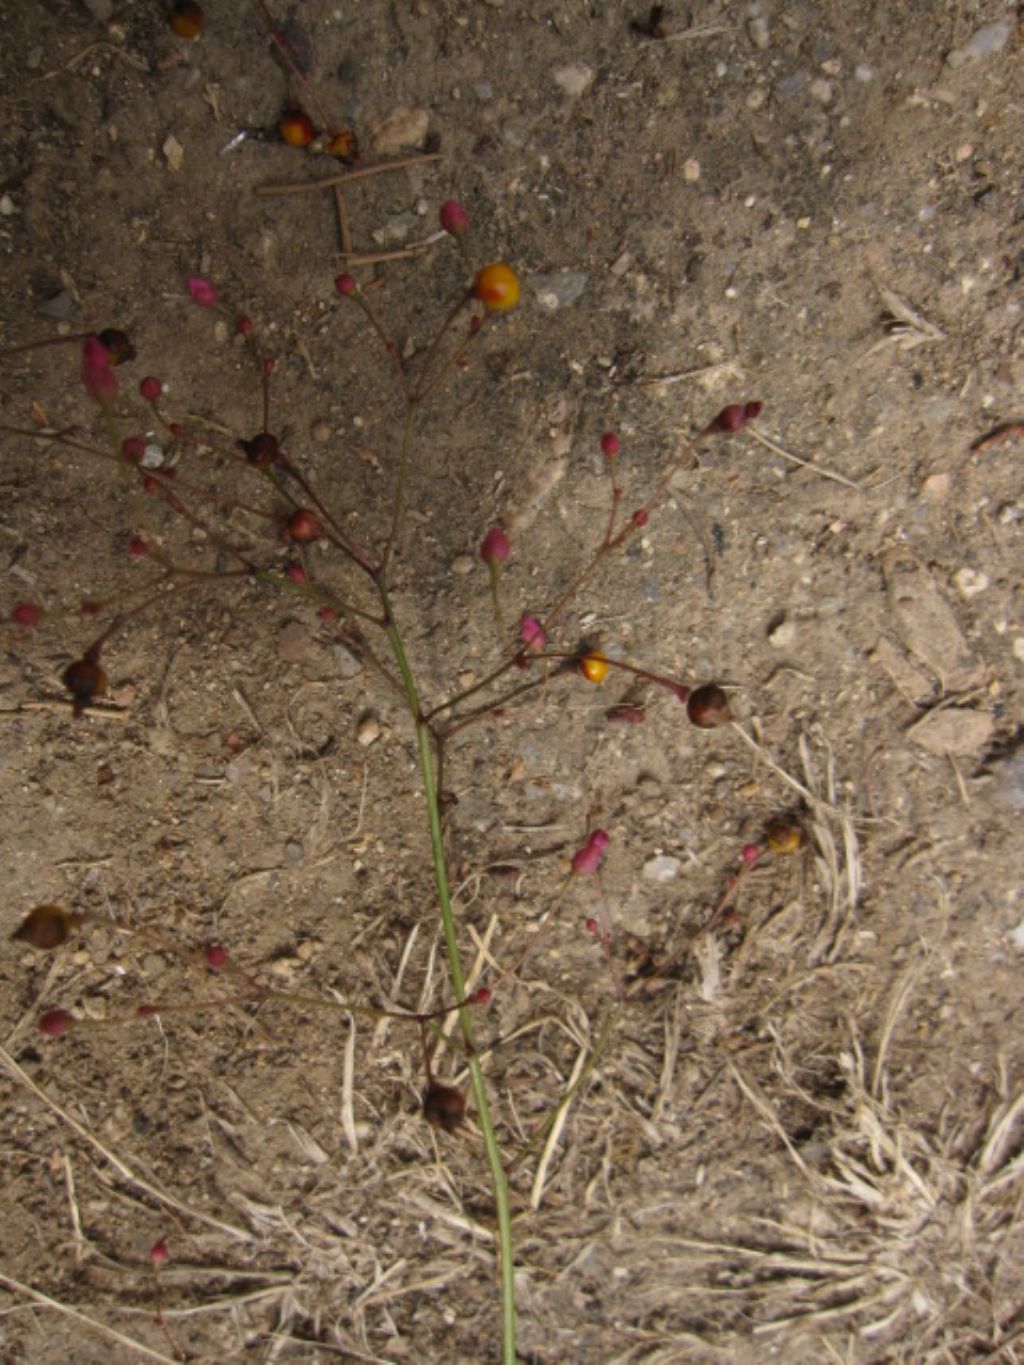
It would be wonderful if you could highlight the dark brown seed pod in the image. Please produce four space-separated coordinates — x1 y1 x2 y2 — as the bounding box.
240 432 281 468
96 328 136 365
63 657 108 716
12 904 83 951
764 818 805 856
686 683 731 728
169 1 204 39
422 1082 466 1133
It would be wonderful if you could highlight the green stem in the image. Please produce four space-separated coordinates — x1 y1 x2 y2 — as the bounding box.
380 405 416 574
381 588 517 1364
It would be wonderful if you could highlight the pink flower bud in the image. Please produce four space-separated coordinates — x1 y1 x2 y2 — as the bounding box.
81 335 118 400
38 1009 73 1037
11 601 41 628
711 401 762 434
121 436 145 463
149 1240 169 1267
186 274 218 308
600 430 620 458
317 605 336 623
480 526 510 566
741 843 762 864
139 376 163 402
571 829 610 876
439 198 469 235
334 273 357 296
129 536 147 558
520 616 546 651
631 508 649 528
584 916 599 935
205 944 229 970
285 562 307 583
236 315 253 336
468 986 492 1005
137 1003 160 1017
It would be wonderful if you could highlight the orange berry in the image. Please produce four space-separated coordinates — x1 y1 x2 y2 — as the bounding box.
326 129 358 162
580 651 609 684
764 819 805 856
280 110 315 148
473 262 521 313
169 1 204 39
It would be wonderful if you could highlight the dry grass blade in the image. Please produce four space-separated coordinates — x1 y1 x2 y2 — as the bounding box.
531 1041 589 1210
0 1043 253 1242
0 1271 179 1364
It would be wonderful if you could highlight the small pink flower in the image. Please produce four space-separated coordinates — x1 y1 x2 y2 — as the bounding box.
236 315 253 336
480 526 510 566
520 616 546 651
317 605 336 623
81 335 118 400
439 198 469 235
600 430 619 458
186 274 219 308
571 829 610 876
711 401 762 434
11 601 41 628
139 376 163 402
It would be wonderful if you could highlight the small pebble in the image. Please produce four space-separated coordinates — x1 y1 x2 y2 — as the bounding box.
529 271 589 312
0 194 15 215
747 15 770 49
682 158 701 181
553 64 594 97
356 714 381 747
809 78 833 105
953 567 989 598
162 134 185 172
312 422 331 443
37 290 75 322
333 643 364 678
369 106 428 154
767 616 797 649
946 19 1012 68
642 855 681 883
451 553 474 576
284 840 303 866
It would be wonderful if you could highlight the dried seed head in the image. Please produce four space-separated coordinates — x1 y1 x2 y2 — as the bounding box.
764 819 805 856
169 1 203 38
96 328 136 365
63 657 108 716
12 904 80 951
240 432 281 468
422 1082 466 1133
686 683 731 728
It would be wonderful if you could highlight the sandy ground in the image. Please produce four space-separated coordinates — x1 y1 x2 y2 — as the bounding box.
1 3 1022 1362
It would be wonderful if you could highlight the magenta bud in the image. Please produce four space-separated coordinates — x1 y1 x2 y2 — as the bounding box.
711 401 763 434
11 601 42 628
139 375 163 402
205 944 229 970
149 1240 169 1267
600 430 620 458
285 562 307 583
334 273 357 296
38 1009 73 1037
81 335 118 400
571 829 610 876
439 198 469 235
186 274 219 308
741 843 762 864
121 436 146 463
480 526 510 566
520 615 546 651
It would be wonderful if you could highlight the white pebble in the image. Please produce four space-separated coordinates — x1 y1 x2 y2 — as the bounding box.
953 567 989 598
642 855 681 884
552 64 593 97
356 714 381 747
